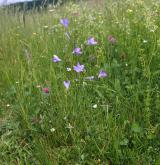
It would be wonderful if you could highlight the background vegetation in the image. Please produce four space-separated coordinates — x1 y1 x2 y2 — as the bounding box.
0 0 160 164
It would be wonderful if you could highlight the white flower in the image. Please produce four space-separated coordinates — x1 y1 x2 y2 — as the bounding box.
6 104 10 107
93 104 97 109
44 25 49 29
143 40 148 43
50 128 56 132
66 67 72 72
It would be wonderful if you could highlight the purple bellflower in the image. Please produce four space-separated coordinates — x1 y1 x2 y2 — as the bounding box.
73 47 82 55
52 55 61 63
87 37 97 45
73 62 84 73
98 70 107 78
60 18 69 28
63 80 70 90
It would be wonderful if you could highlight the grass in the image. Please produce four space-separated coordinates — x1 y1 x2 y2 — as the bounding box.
0 0 160 164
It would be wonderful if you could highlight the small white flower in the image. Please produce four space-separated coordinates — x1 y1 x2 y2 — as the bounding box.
143 40 148 43
66 67 71 72
6 104 10 107
50 128 56 132
44 26 49 29
93 104 97 109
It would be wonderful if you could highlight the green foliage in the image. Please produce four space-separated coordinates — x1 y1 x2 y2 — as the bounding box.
0 0 160 164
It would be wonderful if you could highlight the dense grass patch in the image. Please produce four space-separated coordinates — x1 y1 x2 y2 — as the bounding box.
0 0 160 164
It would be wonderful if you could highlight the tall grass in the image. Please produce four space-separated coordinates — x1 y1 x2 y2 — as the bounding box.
0 0 160 164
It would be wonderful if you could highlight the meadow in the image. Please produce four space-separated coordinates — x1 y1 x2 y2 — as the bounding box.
0 0 160 164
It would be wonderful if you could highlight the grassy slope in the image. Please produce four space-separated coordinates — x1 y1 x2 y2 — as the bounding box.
0 0 160 164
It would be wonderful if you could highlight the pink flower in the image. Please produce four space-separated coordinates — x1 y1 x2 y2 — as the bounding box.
42 87 49 93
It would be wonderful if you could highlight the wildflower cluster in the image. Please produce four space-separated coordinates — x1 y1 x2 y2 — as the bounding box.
43 18 115 93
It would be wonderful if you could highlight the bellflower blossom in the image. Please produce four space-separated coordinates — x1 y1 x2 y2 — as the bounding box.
52 55 61 63
87 37 97 45
63 81 70 90
73 62 84 73
60 18 69 28
98 70 107 78
73 47 82 55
